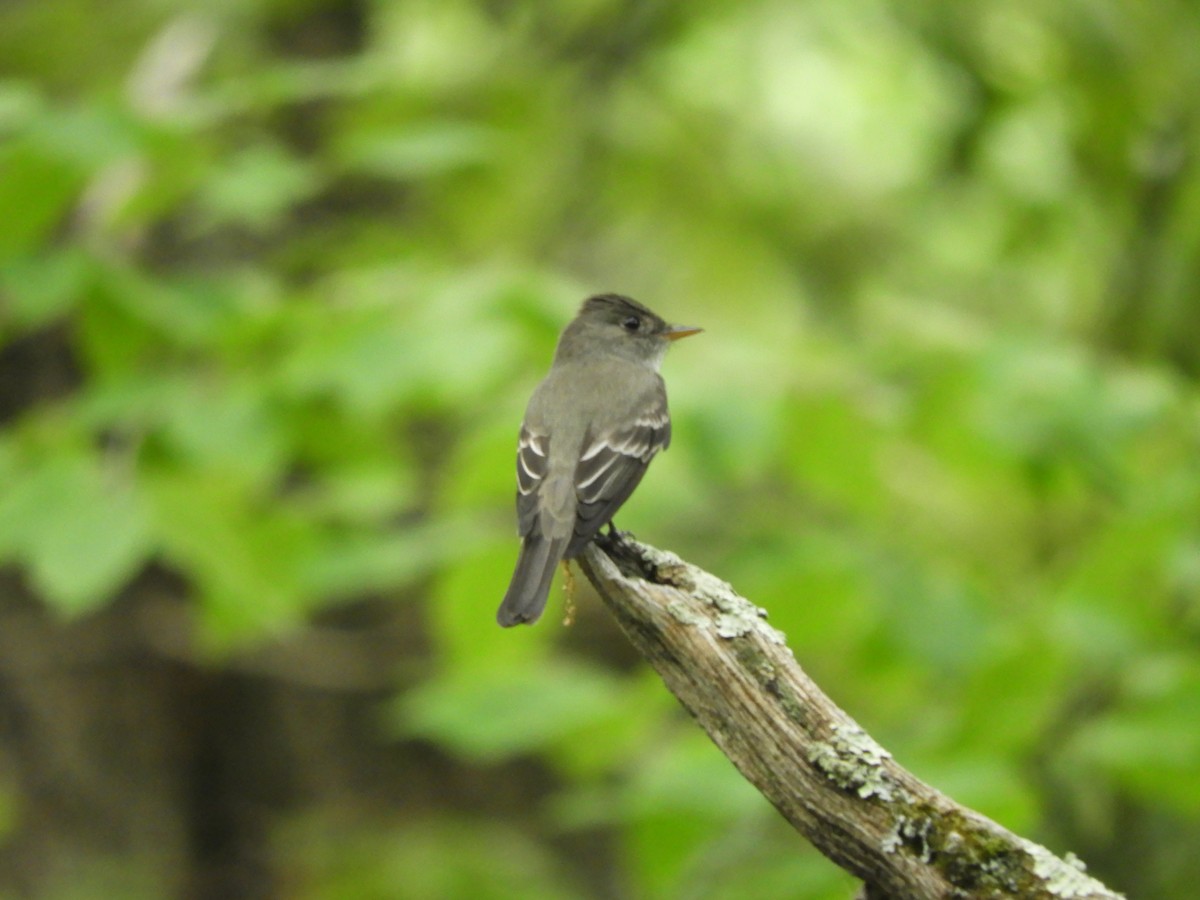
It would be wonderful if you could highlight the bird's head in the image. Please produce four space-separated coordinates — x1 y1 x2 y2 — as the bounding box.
558 293 701 368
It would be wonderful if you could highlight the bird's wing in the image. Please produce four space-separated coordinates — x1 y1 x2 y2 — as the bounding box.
515 423 551 537
567 390 671 556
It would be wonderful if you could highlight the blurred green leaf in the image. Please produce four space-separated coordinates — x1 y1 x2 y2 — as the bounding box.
0 143 85 259
0 450 150 614
398 659 629 763
336 121 499 180
90 263 276 349
624 729 766 820
1069 660 1200 814
197 142 321 230
280 816 577 900
0 248 91 327
305 515 486 599
148 470 316 641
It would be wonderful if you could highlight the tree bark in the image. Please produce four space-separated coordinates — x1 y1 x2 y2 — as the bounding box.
577 535 1125 900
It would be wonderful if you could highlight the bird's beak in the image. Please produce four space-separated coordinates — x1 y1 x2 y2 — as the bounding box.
664 325 703 341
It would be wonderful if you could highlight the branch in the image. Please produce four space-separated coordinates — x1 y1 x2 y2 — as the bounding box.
577 536 1124 900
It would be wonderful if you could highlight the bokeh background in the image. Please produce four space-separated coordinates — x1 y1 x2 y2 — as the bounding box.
2 0 1199 897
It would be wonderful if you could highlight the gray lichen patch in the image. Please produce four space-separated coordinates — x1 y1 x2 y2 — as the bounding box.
692 569 742 609
882 815 936 862
704 583 787 644
639 546 697 587
715 612 753 638
629 541 790 644
807 721 902 802
1026 843 1124 899
881 819 903 854
879 806 1122 898
667 599 707 627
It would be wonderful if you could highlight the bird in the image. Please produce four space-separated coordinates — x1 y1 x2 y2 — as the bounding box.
497 293 701 627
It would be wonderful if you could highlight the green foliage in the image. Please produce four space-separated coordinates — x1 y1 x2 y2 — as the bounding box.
0 446 150 614
399 658 634 763
280 816 580 900
1 0 1199 897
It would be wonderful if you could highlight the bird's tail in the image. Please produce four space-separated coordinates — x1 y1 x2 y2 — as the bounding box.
497 535 569 627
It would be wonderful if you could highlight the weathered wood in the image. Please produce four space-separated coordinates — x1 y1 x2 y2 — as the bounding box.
578 536 1123 900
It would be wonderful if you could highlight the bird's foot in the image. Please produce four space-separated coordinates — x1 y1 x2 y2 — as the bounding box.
601 521 635 548
594 523 648 575
592 523 660 581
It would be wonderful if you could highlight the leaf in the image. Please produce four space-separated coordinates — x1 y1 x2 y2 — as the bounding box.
159 377 288 487
1068 659 1200 813
196 143 321 231
148 471 316 642
0 450 150 614
623 729 766 820
397 660 628 762
336 121 498 180
0 247 91 327
92 264 275 348
279 816 576 900
0 143 85 259
304 515 485 600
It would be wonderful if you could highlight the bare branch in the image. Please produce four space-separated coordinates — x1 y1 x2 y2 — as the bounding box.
578 536 1124 900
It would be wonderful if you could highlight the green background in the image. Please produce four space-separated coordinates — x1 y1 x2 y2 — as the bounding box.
1 0 1198 897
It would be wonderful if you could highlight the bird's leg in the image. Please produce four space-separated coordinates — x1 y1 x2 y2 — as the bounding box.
561 560 576 627
603 520 632 548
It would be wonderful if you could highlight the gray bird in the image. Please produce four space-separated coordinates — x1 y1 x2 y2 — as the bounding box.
497 294 701 627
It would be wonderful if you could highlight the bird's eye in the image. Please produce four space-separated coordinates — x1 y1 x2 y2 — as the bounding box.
621 316 641 332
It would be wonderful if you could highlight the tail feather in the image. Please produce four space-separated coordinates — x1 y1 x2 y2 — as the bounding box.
497 535 568 626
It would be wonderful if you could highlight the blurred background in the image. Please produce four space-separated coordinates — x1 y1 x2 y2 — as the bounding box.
1 0 1198 897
